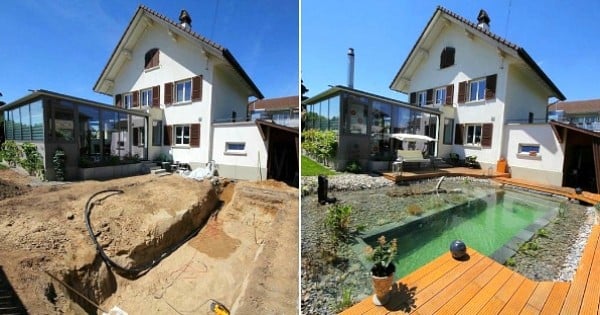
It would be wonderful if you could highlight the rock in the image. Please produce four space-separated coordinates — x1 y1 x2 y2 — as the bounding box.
66 212 75 220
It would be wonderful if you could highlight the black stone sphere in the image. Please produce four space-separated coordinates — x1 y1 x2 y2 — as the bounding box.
450 240 467 259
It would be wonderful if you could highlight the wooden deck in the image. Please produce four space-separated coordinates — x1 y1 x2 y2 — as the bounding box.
341 225 600 314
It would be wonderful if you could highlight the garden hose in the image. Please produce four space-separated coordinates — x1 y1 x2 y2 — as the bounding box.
84 189 209 278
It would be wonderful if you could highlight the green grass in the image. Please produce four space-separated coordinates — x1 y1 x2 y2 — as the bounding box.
301 155 336 176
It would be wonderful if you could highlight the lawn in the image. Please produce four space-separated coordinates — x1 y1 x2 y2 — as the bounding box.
301 155 336 176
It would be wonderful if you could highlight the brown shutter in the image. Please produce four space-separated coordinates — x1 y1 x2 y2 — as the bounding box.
426 89 433 105
190 123 200 147
164 82 173 106
152 85 160 107
409 92 416 105
115 94 122 108
192 75 202 101
481 123 493 148
132 90 139 108
445 84 454 105
133 128 139 146
485 74 497 100
454 124 464 145
458 81 467 103
164 125 172 146
152 50 159 68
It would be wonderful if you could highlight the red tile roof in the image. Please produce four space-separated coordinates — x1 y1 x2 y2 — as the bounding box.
549 99 600 114
249 96 299 111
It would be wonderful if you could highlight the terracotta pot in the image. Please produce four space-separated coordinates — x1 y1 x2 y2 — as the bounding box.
371 272 395 306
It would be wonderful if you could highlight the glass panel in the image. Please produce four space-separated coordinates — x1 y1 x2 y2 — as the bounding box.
311 102 320 130
118 113 129 158
79 105 102 156
152 120 162 146
4 110 13 140
443 118 454 145
329 96 340 132
13 107 22 140
52 100 74 142
371 100 392 160
184 80 191 101
319 100 328 130
344 95 368 135
141 89 152 106
183 126 190 144
391 106 410 134
102 110 119 156
30 101 44 140
20 105 31 140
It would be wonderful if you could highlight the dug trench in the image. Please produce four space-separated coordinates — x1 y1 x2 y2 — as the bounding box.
0 169 298 314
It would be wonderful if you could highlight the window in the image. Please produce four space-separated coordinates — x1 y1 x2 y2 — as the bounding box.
443 118 454 145
152 120 162 146
434 88 446 106
519 144 540 154
132 127 145 146
144 48 159 69
225 142 246 155
417 91 427 106
123 93 133 109
175 79 192 103
141 88 152 107
174 125 190 145
440 46 455 68
465 124 482 146
469 78 486 102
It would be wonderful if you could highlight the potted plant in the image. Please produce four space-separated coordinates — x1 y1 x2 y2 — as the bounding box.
365 235 398 306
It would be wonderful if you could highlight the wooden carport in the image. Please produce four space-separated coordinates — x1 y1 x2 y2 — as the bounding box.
256 120 299 187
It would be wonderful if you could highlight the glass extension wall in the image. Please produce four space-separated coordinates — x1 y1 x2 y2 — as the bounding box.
3 100 44 141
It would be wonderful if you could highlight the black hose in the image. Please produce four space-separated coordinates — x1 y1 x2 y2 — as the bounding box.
84 189 209 279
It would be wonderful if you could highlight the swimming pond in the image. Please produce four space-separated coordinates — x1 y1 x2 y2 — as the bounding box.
361 189 560 279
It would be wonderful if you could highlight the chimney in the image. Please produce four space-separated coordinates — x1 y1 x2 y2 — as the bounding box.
347 48 355 89
179 9 192 31
477 9 491 31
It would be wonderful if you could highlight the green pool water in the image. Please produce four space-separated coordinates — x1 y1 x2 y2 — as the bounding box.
365 190 559 279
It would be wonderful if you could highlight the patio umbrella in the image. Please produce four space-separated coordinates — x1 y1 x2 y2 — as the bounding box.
390 133 437 142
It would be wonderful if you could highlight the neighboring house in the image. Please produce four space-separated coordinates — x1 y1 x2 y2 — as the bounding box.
548 99 600 132
248 96 300 128
389 7 567 185
93 6 278 181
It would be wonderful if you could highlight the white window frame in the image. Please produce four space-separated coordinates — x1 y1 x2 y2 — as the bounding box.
517 143 541 158
123 93 133 109
141 88 152 107
175 79 192 104
468 78 486 102
174 125 190 146
225 142 247 155
417 91 427 106
465 124 482 146
434 87 446 106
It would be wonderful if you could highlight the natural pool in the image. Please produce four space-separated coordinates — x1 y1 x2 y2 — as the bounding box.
360 189 560 278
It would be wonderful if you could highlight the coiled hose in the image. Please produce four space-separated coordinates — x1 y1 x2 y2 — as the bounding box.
84 189 208 279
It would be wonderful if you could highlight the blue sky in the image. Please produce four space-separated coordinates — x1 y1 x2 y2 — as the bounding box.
0 0 298 104
301 0 600 102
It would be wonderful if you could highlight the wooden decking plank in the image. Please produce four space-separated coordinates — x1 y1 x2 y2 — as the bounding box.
478 272 525 314
498 279 537 315
527 281 556 311
434 260 503 314
560 226 600 315
413 255 493 314
540 282 570 315
455 267 514 315
398 252 454 285
479 296 506 315
520 304 541 315
580 226 600 315
339 297 377 315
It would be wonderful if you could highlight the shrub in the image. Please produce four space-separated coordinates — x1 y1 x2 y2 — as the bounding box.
52 148 66 181
324 203 353 241
302 129 338 165
335 287 354 312
20 142 44 177
345 160 362 174
1 140 20 167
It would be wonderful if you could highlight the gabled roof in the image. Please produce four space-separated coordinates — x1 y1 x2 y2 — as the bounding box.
94 5 263 99
548 99 600 114
390 6 565 101
249 96 299 111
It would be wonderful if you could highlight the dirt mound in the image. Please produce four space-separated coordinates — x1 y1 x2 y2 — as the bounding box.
0 178 28 200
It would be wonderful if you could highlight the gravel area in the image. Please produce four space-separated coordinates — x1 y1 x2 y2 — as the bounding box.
300 174 596 314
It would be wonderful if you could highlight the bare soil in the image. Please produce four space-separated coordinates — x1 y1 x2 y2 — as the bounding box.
0 167 298 314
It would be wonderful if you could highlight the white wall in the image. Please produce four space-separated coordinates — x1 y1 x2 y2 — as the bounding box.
504 64 549 123
504 123 564 185
212 122 267 180
212 67 250 123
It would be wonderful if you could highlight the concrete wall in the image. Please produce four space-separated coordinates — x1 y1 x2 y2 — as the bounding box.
211 122 267 180
504 123 564 186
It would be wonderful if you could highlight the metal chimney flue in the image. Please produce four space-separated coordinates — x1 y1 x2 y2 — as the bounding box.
347 48 355 89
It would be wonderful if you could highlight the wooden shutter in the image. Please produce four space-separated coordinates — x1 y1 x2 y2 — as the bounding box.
164 82 173 106
458 81 467 103
426 89 433 105
152 85 160 107
133 128 139 146
115 94 122 108
481 123 493 147
190 124 200 147
485 74 497 100
409 92 416 105
152 50 159 68
445 84 454 105
192 75 202 102
454 124 464 145
164 125 172 146
132 91 139 108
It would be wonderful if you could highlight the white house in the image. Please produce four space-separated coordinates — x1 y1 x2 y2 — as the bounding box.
390 7 567 185
93 6 270 180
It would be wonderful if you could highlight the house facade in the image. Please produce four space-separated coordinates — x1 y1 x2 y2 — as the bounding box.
248 96 300 128
93 6 269 180
390 7 566 185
